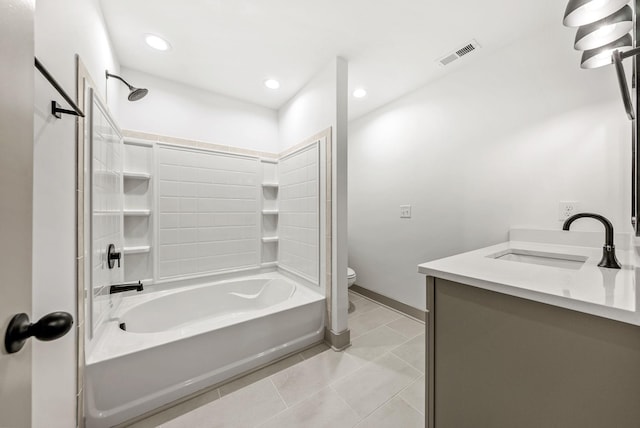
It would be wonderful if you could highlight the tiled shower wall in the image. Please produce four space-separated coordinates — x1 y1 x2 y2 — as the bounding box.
278 143 320 284
157 145 260 279
90 101 123 335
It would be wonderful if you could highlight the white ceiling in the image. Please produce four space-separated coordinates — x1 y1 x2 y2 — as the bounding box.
100 0 562 120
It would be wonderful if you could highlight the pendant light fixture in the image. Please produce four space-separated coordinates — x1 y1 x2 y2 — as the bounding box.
563 0 629 27
574 5 633 50
580 33 632 68
563 0 636 119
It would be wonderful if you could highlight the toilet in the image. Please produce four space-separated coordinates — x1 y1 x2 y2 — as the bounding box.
347 267 357 313
347 267 357 287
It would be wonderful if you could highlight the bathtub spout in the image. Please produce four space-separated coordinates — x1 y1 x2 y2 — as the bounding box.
110 281 144 294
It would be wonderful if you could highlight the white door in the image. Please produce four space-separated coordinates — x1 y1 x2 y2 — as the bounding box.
0 0 36 427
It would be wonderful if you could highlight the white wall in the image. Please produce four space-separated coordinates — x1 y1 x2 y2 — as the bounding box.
32 74 77 428
33 0 120 426
117 68 280 153
278 60 339 151
278 58 350 335
35 0 120 106
348 23 631 310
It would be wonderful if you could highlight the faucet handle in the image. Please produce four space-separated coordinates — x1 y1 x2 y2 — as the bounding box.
107 244 121 269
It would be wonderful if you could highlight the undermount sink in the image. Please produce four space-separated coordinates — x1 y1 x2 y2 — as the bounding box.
488 248 588 270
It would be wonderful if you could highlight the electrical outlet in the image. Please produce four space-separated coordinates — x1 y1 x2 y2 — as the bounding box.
400 205 412 218
559 201 580 221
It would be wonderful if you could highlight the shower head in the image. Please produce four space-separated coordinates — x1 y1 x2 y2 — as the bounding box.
105 71 149 102
128 87 149 102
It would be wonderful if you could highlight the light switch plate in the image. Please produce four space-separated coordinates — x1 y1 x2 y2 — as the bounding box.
400 205 412 218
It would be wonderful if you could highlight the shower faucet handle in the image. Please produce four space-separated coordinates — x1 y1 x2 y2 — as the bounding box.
107 243 121 269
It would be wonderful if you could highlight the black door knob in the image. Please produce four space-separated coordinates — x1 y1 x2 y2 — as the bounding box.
4 311 73 354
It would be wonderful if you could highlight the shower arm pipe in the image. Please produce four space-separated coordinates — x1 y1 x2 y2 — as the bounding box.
34 57 85 118
613 47 640 120
105 71 134 90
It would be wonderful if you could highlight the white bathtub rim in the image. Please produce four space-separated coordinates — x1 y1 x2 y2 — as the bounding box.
86 272 324 365
120 278 297 334
114 271 316 310
148 265 322 296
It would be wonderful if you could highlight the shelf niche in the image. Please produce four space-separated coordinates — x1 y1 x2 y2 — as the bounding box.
122 140 154 284
261 160 279 265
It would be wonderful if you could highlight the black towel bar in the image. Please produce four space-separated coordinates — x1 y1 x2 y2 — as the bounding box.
34 57 85 119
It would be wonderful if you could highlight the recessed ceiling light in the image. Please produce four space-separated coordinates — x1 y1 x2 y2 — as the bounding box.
264 79 280 89
353 88 367 98
145 34 171 51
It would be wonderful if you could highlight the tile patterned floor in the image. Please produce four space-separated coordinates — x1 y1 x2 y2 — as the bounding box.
127 291 426 428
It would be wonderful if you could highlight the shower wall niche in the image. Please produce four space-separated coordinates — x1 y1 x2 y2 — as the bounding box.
122 140 154 283
261 159 279 266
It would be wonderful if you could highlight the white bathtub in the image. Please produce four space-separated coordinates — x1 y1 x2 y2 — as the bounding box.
85 272 325 427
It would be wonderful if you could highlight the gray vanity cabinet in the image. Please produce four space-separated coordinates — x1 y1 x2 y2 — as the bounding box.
426 276 640 428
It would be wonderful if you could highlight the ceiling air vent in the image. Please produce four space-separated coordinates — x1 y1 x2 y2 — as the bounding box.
437 39 481 67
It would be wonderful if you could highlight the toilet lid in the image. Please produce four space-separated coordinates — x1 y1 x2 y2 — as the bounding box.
347 268 356 278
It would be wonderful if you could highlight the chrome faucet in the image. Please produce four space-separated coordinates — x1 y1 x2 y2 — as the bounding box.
109 281 144 294
562 213 621 269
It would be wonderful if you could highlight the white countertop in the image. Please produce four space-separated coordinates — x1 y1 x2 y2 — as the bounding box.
418 229 640 326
